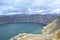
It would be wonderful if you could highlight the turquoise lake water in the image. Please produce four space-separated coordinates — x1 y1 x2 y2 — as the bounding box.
0 22 45 40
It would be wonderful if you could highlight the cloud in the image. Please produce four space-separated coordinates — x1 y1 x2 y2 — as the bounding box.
47 0 60 14
0 0 60 15
51 8 60 14
31 0 46 6
49 0 60 8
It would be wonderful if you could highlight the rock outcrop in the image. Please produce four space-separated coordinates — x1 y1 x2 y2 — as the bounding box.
10 17 60 40
43 17 60 34
53 29 60 40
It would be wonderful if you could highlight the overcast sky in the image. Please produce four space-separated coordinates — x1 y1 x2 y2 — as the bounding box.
0 0 60 15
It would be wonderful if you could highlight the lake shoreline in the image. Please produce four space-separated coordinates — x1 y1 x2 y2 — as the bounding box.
0 21 46 25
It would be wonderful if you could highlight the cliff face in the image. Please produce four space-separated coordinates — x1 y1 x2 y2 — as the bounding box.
10 16 60 40
0 14 58 24
42 17 60 34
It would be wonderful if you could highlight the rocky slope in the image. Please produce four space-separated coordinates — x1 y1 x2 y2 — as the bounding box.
10 16 60 40
42 17 60 34
0 14 58 24
53 29 60 40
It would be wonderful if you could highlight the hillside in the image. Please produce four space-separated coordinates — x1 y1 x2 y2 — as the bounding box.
43 17 60 34
0 14 58 24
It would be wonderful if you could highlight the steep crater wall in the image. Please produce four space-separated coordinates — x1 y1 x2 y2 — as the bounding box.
0 14 58 25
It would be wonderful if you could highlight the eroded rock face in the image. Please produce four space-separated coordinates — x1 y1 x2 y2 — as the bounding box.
0 14 58 25
53 29 60 40
42 17 60 34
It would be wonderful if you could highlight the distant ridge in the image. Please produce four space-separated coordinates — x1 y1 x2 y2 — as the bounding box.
0 14 59 25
